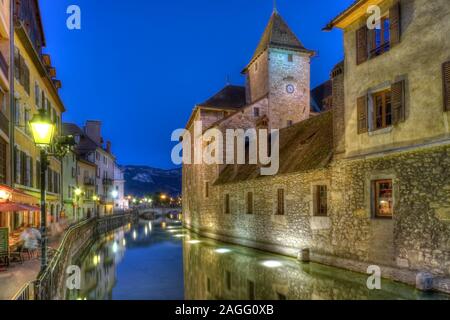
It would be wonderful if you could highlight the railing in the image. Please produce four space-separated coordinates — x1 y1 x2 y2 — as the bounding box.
12 211 138 300
83 177 95 186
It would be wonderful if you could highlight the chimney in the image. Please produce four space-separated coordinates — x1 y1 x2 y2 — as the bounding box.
106 141 111 153
84 120 102 145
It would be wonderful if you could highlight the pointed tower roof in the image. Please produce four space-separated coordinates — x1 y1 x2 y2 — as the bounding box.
242 11 314 73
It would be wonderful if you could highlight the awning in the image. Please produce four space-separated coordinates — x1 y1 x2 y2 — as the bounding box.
0 202 40 212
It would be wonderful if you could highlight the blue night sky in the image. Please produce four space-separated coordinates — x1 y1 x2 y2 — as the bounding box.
39 0 354 169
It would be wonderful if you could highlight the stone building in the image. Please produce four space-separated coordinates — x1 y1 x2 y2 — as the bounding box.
183 1 450 293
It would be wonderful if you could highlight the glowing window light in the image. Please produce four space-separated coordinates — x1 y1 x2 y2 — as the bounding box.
132 230 137 240
112 242 118 253
261 260 282 268
122 239 126 246
187 240 201 244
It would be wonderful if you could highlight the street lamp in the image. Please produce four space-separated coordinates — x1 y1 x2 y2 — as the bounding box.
29 109 55 147
30 109 74 272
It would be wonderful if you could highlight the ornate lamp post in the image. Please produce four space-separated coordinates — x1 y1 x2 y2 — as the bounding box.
29 109 74 272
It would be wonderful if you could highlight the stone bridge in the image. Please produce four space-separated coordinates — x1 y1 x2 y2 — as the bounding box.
137 206 182 220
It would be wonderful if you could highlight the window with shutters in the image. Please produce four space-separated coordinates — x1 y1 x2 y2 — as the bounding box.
372 89 392 130
14 98 21 126
276 188 285 215
373 179 393 218
246 192 253 214
356 2 401 65
224 194 230 214
443 61 450 111
24 108 31 135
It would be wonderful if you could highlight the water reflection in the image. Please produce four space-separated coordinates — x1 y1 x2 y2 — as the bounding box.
67 222 450 300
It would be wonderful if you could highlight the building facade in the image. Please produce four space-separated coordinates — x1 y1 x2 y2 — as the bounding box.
113 163 127 210
61 150 77 223
183 1 450 293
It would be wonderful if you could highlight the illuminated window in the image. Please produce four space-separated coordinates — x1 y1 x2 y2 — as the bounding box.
373 179 393 218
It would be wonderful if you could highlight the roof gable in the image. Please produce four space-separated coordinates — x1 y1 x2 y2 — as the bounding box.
197 85 246 110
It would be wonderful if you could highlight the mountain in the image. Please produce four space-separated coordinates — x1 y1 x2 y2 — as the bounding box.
121 165 182 197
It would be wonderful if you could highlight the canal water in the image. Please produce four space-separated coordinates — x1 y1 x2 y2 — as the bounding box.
66 221 450 300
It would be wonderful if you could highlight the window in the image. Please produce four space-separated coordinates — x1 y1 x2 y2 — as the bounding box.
356 3 401 65
247 280 255 300
276 188 285 215
14 99 21 126
246 192 253 214
277 292 287 300
372 90 392 130
287 120 293 127
225 271 231 291
314 185 328 216
205 181 209 198
206 277 211 293
288 54 293 62
253 107 260 117
224 194 230 214
35 82 40 107
373 179 393 218
24 108 31 135
369 17 391 57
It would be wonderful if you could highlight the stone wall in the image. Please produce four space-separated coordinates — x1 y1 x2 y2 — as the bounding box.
184 144 450 292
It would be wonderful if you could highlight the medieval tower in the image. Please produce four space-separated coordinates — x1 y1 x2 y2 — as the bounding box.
242 10 315 129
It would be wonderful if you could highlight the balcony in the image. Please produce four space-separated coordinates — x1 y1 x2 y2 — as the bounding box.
103 178 113 186
84 177 95 186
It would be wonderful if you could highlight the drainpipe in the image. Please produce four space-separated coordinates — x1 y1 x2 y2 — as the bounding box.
8 0 15 187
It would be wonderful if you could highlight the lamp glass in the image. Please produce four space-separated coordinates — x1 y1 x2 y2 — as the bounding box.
29 110 55 146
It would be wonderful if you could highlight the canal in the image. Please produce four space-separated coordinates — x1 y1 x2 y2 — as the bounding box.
66 221 450 300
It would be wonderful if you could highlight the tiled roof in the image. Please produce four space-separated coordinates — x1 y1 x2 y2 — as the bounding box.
215 110 334 185
197 85 246 110
63 122 99 154
244 11 313 72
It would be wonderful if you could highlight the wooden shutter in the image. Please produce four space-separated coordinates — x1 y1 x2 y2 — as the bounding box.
390 2 401 47
357 95 368 134
392 80 405 124
443 61 450 111
356 26 368 65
